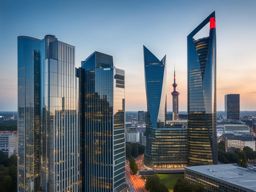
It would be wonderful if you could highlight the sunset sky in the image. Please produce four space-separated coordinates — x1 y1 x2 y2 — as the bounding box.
1 0 256 111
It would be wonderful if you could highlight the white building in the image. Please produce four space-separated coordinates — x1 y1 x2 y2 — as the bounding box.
0 131 17 157
217 123 250 137
223 134 255 151
126 128 140 143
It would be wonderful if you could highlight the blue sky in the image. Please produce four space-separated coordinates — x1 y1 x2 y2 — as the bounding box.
1 0 256 111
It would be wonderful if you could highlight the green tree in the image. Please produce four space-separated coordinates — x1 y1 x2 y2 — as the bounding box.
145 175 168 192
126 143 132 158
0 153 17 192
129 158 138 175
243 146 254 159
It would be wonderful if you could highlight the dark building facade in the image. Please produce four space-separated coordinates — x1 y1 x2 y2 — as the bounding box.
187 12 218 165
225 94 240 120
138 111 146 124
18 35 80 192
78 52 126 192
148 127 188 169
171 70 179 120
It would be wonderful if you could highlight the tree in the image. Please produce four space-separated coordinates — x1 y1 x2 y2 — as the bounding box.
237 151 248 168
0 153 17 192
145 175 168 192
243 146 255 160
126 143 132 158
129 158 138 175
126 142 145 159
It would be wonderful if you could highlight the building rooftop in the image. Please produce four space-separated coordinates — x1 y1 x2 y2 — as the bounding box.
186 164 256 191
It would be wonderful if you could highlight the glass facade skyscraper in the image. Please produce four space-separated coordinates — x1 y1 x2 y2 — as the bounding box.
78 52 126 192
225 94 240 120
18 35 80 192
187 12 217 165
144 46 167 129
144 46 188 168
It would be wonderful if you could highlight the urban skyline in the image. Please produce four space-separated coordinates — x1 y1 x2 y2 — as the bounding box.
1 0 256 111
1 2 256 191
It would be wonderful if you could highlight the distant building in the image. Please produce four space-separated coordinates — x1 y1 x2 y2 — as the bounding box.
218 123 250 136
138 111 146 124
222 134 255 151
187 12 217 165
78 51 127 192
126 128 140 143
225 94 240 120
171 70 179 120
0 131 17 157
185 164 256 192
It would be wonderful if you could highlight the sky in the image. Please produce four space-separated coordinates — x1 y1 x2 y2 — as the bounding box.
0 0 256 111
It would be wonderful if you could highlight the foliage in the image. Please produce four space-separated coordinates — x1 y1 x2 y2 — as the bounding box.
174 178 204 192
126 142 145 159
217 141 255 167
129 158 138 175
0 151 17 192
145 175 168 192
157 174 183 191
0 120 17 131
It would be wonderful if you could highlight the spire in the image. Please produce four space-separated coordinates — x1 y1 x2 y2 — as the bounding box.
172 68 177 92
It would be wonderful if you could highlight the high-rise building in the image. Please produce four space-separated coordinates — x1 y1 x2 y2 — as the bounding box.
225 94 240 120
187 12 217 165
18 35 80 192
144 46 187 168
171 70 179 120
77 52 127 192
143 46 167 166
144 46 167 130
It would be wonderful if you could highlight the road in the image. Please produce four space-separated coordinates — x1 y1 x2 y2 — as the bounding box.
126 155 148 192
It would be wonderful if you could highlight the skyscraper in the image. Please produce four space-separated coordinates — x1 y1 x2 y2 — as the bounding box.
187 12 217 165
171 70 179 120
144 46 167 130
78 52 126 192
17 35 80 192
225 94 240 120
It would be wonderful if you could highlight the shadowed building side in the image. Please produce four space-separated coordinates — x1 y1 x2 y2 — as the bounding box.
78 52 127 192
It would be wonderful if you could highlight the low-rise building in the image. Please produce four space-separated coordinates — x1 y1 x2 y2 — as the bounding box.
144 127 188 169
0 131 17 157
185 164 256 192
222 134 255 151
217 123 250 136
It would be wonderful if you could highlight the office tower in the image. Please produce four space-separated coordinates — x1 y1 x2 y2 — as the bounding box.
138 111 145 124
187 12 217 165
144 46 188 168
144 46 166 129
171 70 179 120
18 35 80 192
78 52 126 192
225 94 240 120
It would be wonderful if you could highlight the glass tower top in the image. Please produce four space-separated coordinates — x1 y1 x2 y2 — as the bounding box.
187 12 217 165
143 46 167 128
